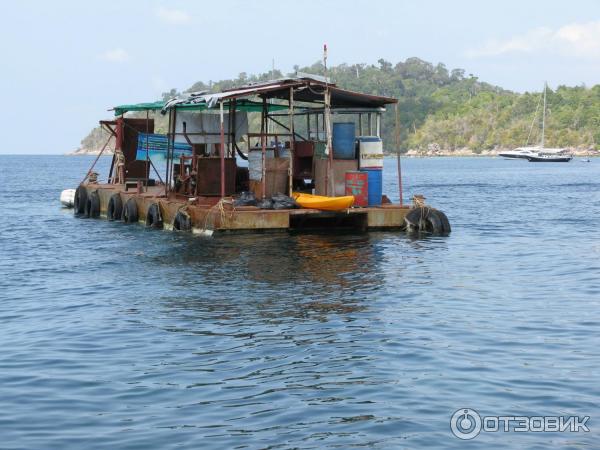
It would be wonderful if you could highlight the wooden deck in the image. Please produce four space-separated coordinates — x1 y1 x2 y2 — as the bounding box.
85 184 409 232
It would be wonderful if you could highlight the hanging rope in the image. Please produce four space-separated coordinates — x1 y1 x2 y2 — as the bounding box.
80 132 114 185
199 198 235 234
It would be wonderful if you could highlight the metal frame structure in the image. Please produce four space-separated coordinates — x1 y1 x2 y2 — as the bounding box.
104 75 402 203
71 76 458 235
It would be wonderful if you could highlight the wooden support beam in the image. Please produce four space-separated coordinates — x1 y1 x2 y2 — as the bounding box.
261 97 267 199
395 103 403 206
219 101 225 198
289 87 294 195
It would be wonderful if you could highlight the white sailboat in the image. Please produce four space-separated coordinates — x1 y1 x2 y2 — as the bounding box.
499 83 571 161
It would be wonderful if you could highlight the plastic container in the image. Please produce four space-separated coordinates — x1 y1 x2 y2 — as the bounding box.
345 171 368 207
361 168 382 206
358 136 383 168
332 122 356 159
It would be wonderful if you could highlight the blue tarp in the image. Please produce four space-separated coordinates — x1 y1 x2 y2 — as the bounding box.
136 133 192 161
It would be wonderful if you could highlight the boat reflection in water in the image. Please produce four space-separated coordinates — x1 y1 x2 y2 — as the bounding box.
153 232 388 322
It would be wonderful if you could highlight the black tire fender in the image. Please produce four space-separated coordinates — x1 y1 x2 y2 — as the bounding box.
85 190 101 218
405 207 445 234
423 210 444 234
405 207 427 231
74 186 88 216
435 209 451 233
145 203 163 229
122 198 138 224
173 209 192 231
107 194 123 221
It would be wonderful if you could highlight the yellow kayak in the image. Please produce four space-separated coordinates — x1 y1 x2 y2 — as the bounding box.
292 192 354 211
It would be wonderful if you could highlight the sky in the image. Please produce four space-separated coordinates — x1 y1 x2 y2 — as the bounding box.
2 0 600 154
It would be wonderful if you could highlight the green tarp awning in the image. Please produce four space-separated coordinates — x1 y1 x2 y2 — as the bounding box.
113 99 289 116
113 101 165 116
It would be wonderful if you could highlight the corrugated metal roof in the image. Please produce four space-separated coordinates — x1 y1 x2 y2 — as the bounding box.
113 75 397 116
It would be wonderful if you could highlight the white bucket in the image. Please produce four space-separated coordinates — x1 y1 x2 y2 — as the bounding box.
358 137 383 169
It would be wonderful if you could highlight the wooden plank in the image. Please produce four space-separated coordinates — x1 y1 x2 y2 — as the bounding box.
367 207 407 228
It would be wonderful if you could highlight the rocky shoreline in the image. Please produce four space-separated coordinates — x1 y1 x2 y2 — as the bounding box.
401 147 598 157
67 147 114 156
67 146 598 157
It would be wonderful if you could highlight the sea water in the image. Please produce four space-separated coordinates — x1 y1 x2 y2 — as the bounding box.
0 155 599 449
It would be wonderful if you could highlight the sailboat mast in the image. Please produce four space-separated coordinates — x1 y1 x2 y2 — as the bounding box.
541 82 546 148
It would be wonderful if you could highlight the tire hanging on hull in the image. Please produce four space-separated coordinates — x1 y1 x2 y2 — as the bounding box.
405 207 451 234
173 209 192 232
435 210 451 233
74 186 88 216
122 198 138 224
107 194 123 221
145 203 163 229
84 190 101 218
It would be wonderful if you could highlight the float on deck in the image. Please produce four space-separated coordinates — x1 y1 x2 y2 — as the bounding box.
69 75 450 234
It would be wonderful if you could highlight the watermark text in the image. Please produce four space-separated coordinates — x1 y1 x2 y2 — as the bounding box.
450 408 590 440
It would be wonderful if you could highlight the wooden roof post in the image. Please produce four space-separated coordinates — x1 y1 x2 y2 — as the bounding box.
325 89 333 196
288 86 294 196
261 97 267 199
323 43 333 196
145 110 149 191
219 101 225 198
395 102 403 206
165 109 173 196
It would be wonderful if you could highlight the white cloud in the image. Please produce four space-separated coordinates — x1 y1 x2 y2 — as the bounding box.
466 21 600 59
556 21 600 57
100 48 130 63
155 6 191 24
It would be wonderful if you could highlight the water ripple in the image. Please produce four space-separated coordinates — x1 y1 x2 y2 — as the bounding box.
0 155 598 449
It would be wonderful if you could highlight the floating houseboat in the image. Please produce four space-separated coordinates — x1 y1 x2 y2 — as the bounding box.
66 75 450 234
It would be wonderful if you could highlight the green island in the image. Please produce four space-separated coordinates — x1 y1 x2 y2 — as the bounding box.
78 58 600 156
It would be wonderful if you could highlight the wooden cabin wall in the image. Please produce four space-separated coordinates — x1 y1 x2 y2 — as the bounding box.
123 118 154 180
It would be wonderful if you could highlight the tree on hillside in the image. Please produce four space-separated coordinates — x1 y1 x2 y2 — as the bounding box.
81 58 600 152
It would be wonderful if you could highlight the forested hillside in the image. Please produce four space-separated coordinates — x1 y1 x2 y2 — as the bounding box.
77 58 600 154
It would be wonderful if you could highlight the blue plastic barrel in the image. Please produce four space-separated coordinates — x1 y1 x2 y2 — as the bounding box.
361 168 382 206
332 122 356 159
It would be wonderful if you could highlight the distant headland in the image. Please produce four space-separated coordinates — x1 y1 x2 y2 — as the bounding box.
74 58 600 157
